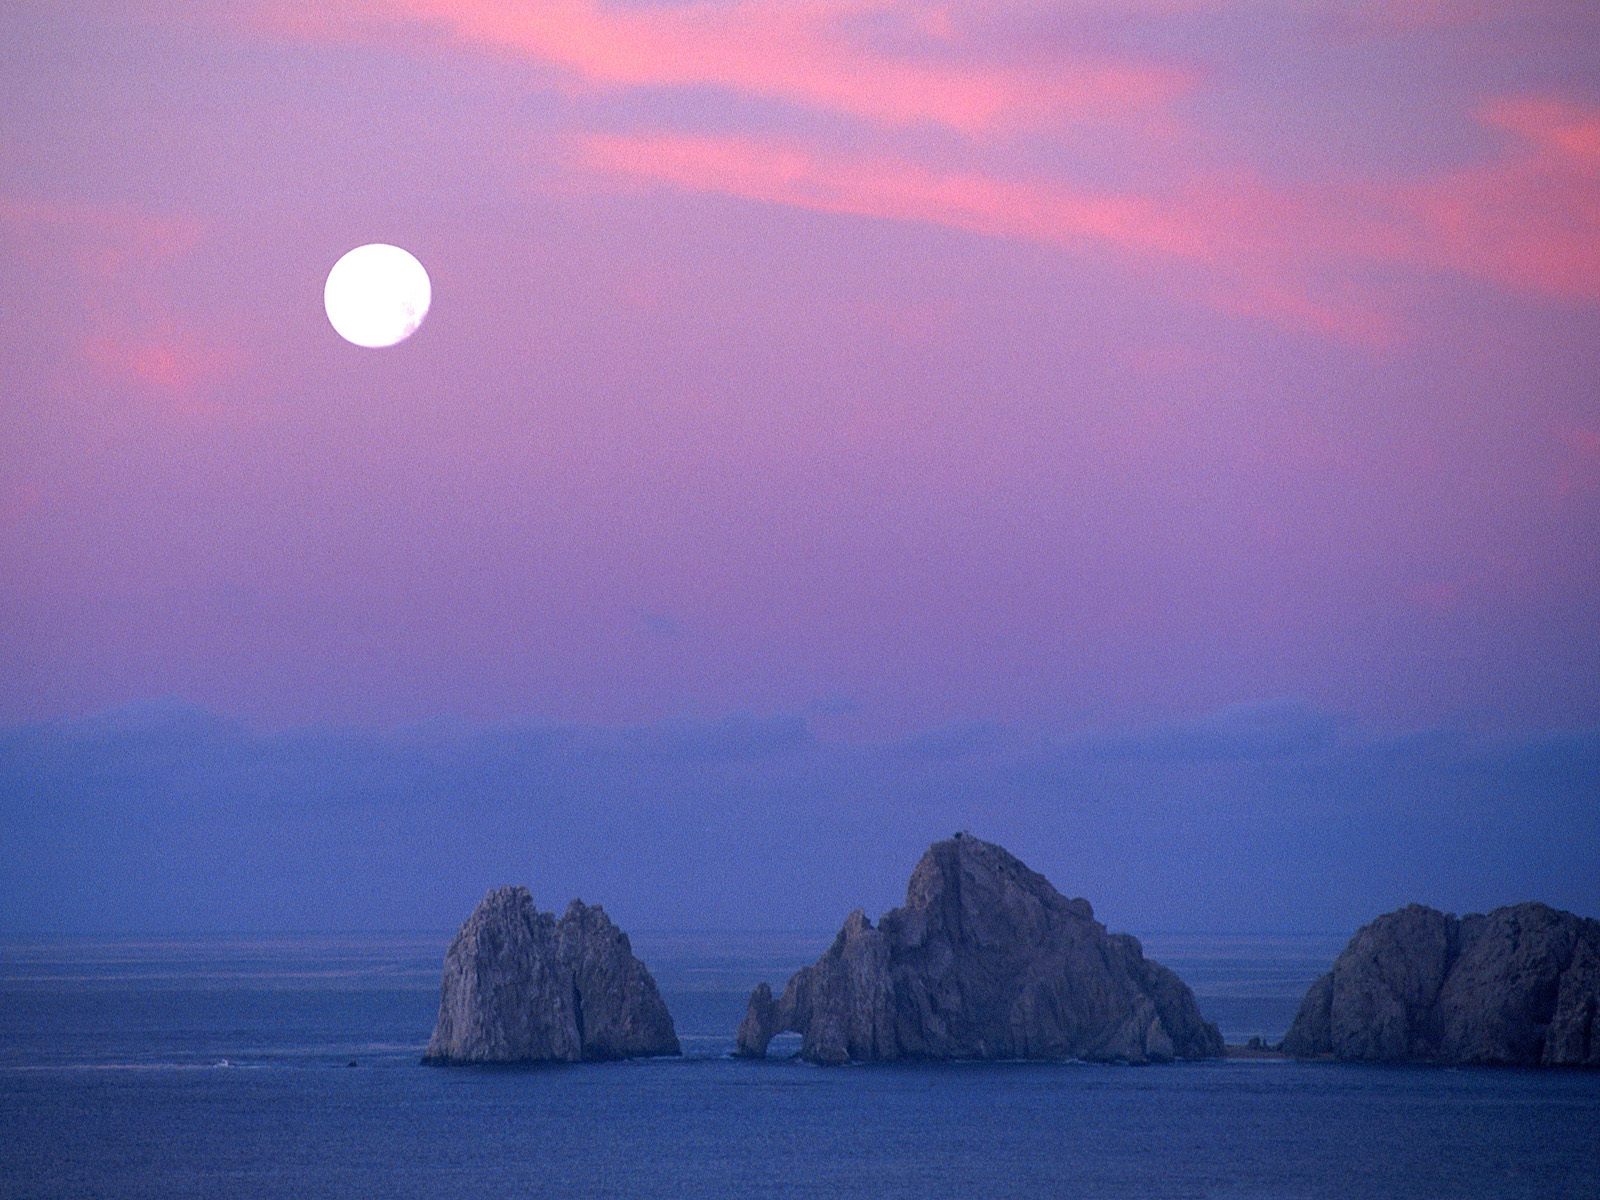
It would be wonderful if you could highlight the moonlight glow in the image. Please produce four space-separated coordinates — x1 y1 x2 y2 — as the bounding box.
323 244 431 348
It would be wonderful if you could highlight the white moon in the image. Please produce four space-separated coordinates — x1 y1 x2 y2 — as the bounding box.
324 243 431 348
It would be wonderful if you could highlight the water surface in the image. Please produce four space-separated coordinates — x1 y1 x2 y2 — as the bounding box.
2 932 1595 1199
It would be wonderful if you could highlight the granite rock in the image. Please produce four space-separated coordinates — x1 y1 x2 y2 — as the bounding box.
1281 901 1600 1067
734 834 1223 1064
424 886 679 1063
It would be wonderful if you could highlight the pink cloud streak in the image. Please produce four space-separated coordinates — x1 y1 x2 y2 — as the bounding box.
1403 96 1600 301
579 132 1404 339
204 5 1600 340
582 131 1214 260
578 87 1600 340
250 0 1189 133
83 328 244 411
0 195 243 412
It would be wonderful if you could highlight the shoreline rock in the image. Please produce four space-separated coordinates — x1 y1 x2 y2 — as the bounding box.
735 834 1223 1065
1281 901 1600 1067
423 886 680 1064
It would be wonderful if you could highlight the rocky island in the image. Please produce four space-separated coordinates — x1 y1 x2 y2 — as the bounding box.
1281 901 1599 1067
735 834 1223 1064
423 886 680 1064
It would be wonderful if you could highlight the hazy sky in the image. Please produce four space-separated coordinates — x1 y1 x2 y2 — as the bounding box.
2 2 1596 934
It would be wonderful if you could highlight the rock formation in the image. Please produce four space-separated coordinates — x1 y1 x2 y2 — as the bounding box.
424 886 680 1063
1281 901 1600 1067
734 834 1223 1064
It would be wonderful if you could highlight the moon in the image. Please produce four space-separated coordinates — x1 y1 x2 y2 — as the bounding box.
324 244 431 348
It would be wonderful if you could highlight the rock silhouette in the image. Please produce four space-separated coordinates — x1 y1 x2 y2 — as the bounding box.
1281 901 1600 1067
735 834 1223 1064
424 886 680 1063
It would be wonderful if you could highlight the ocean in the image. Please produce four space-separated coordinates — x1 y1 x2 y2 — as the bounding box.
2 931 1597 1198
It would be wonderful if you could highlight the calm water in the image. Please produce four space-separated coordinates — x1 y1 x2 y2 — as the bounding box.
2 932 1597 1198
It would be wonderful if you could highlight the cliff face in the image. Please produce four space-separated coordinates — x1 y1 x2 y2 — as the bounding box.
734 834 1223 1065
424 887 680 1064
1281 902 1600 1067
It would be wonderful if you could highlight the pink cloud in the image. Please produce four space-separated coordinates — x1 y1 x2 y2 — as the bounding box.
0 195 241 413
249 0 1189 133
577 79 1600 341
1202 267 1402 347
579 131 1401 339
226 7 1600 340
1484 96 1600 166
1398 97 1600 301
582 132 1215 260
84 328 244 411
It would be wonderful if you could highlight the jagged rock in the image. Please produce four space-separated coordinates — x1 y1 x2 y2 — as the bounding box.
735 982 779 1059
423 886 679 1064
734 834 1223 1064
1281 901 1600 1067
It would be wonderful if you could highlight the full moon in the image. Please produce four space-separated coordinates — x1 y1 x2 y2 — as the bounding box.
324 244 431 348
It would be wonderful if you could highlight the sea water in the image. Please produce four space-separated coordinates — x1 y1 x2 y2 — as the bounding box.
2 932 1597 1199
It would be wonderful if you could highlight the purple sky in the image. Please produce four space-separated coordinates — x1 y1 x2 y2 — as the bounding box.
1 2 1596 933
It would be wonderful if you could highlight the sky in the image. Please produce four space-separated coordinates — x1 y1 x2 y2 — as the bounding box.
1 1 1597 936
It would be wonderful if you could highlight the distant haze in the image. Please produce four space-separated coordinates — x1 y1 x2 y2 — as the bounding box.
1 700 1593 937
